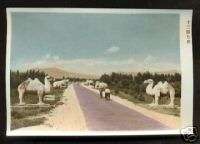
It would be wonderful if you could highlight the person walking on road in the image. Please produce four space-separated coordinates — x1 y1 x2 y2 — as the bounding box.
99 88 104 98
105 88 111 100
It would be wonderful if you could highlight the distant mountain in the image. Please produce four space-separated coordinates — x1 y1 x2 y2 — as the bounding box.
38 67 99 79
37 67 180 79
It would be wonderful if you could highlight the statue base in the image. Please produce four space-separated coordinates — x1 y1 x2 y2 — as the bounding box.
12 103 51 108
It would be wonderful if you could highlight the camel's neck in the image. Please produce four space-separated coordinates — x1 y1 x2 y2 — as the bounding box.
146 82 154 95
44 78 51 92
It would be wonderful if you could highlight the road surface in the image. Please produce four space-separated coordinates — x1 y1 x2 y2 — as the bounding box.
74 84 169 131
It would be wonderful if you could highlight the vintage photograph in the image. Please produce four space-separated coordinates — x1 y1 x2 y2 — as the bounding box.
6 8 193 136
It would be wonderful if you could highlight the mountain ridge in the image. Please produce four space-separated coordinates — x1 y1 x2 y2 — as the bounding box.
38 67 180 79
38 67 99 79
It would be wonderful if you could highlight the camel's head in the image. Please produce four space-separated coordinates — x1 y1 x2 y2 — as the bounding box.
143 79 154 84
63 79 69 84
45 75 53 82
45 75 50 79
26 78 32 82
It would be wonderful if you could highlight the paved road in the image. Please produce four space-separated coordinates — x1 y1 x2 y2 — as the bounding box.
74 84 168 131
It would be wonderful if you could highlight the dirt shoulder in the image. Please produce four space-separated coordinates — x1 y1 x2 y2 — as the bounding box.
44 84 87 131
83 85 180 129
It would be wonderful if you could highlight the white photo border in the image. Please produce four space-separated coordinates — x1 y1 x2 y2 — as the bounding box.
6 8 193 136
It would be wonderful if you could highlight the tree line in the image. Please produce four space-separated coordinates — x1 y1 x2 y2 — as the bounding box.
10 70 46 89
11 70 181 100
10 70 87 89
99 72 181 99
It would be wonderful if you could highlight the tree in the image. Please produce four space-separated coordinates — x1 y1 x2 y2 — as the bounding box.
99 71 181 100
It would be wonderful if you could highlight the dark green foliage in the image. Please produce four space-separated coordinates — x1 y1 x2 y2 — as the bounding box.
100 72 181 105
68 77 87 82
10 70 46 89
55 77 86 82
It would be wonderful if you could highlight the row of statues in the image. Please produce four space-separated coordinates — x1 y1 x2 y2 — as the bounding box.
17 76 69 105
17 77 175 107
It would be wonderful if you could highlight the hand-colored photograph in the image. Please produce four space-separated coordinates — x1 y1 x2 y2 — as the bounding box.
6 8 193 136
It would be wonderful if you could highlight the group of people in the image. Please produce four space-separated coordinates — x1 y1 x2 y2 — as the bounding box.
99 87 111 100
84 80 111 100
94 81 111 100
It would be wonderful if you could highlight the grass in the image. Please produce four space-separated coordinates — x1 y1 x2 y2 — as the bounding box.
139 104 180 116
11 117 46 130
10 87 65 130
11 106 52 119
112 90 181 117
11 88 64 105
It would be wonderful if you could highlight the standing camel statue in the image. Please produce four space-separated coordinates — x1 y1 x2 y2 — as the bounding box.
84 80 94 87
143 79 175 107
17 76 52 105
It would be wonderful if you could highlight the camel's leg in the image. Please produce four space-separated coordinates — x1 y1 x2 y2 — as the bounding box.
168 89 175 108
18 89 25 105
149 96 158 107
149 95 155 106
149 91 160 107
154 94 159 106
37 91 44 105
152 96 155 104
151 90 160 106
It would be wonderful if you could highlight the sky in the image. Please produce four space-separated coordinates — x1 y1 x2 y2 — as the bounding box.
10 12 180 75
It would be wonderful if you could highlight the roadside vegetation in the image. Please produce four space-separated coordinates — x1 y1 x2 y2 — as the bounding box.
99 72 181 116
10 70 181 130
10 70 64 130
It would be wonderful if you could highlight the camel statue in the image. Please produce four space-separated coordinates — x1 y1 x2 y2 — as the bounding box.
17 76 52 105
98 82 108 89
94 81 100 89
53 79 69 88
84 79 94 87
143 79 175 108
94 81 108 90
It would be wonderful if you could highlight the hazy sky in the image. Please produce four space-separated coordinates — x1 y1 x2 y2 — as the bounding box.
10 12 180 75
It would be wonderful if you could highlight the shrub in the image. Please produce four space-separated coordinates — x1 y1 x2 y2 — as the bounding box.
100 72 181 104
10 70 46 89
